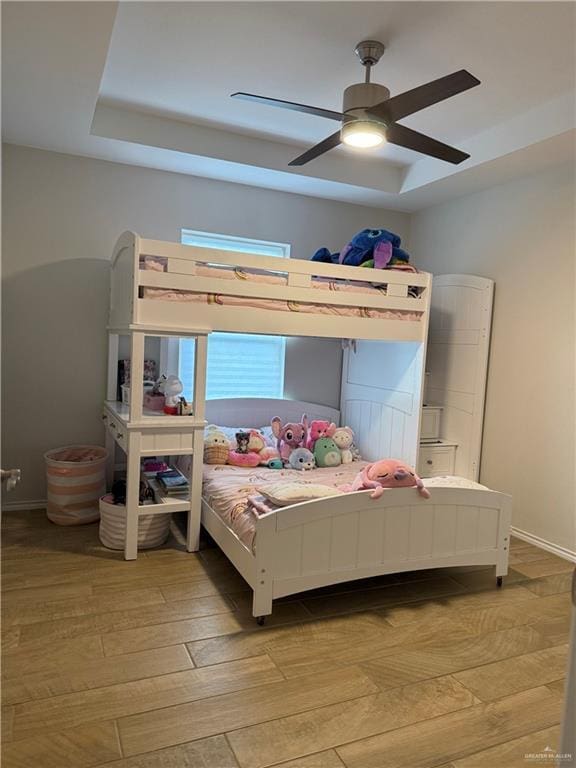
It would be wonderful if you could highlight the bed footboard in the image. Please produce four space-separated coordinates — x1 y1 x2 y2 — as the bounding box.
252 486 512 618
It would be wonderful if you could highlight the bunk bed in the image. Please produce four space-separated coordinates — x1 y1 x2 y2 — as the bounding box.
105 232 511 621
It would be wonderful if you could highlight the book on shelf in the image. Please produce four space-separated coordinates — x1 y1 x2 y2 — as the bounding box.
156 468 189 496
161 487 189 497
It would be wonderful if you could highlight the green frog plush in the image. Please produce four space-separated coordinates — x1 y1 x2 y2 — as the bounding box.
313 437 341 468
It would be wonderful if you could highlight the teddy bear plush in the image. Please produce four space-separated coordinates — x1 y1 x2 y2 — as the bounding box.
332 426 355 463
313 437 341 468
341 458 430 499
271 415 308 463
306 420 336 452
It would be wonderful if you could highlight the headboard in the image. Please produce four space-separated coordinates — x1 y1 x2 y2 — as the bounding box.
205 398 340 428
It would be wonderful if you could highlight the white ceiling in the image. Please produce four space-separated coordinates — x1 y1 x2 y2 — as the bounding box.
3 1 575 211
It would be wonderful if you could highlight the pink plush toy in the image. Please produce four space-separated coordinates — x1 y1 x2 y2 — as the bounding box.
271 415 308 462
245 430 282 466
258 446 281 466
306 420 336 452
341 458 430 500
247 430 266 453
229 430 270 468
228 451 260 468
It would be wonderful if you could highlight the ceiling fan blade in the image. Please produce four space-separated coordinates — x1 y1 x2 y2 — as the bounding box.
231 92 352 122
367 70 480 123
288 131 342 166
386 123 469 164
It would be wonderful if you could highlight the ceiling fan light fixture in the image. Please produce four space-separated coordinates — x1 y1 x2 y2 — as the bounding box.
341 120 386 148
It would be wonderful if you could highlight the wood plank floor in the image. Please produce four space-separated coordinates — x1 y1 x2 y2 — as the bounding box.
1 511 572 768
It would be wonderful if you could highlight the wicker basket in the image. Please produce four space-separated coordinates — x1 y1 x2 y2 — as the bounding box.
203 445 229 465
98 495 170 550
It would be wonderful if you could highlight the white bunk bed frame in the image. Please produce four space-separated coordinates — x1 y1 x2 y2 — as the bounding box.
110 231 430 341
107 232 510 620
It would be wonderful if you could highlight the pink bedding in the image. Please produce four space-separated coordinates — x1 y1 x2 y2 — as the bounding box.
201 462 368 551
140 259 422 322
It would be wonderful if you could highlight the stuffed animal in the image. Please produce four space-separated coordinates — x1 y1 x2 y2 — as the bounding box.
258 446 282 466
311 228 410 269
235 431 251 454
288 448 316 471
341 458 430 500
313 437 341 468
306 420 336 452
177 397 193 416
332 426 355 463
228 450 260 468
271 415 308 462
203 425 230 464
241 431 282 468
247 430 266 453
162 375 184 414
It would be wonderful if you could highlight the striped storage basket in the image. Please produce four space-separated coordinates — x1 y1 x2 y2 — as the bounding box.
99 494 170 550
45 445 107 525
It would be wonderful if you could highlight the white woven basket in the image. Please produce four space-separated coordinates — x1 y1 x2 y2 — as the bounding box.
98 495 170 550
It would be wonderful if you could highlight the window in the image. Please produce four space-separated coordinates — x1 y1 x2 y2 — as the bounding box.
173 230 290 400
181 229 289 259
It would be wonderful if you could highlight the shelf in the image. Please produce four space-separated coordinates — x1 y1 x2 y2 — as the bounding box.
104 400 206 429
108 324 211 337
419 439 459 447
140 479 190 514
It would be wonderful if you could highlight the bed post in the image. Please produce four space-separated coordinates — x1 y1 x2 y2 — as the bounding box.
105 332 119 487
253 514 275 622
124 431 141 561
187 334 208 552
495 494 512 585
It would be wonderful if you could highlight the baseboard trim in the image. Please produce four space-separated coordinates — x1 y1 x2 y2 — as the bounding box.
511 526 576 563
2 499 47 512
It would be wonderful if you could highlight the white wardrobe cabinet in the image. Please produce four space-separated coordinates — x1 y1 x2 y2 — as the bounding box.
419 275 494 482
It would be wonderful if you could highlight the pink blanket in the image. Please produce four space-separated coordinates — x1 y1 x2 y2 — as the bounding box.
140 259 422 322
201 462 368 551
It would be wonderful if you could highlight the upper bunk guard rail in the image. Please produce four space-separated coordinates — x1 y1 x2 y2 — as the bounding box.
109 232 432 342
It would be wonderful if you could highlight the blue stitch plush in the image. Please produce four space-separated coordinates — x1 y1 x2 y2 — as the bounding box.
311 228 410 268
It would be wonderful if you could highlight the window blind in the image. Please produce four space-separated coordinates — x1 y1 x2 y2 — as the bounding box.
178 230 289 401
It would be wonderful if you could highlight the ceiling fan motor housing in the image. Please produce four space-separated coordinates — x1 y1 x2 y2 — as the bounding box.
342 82 390 121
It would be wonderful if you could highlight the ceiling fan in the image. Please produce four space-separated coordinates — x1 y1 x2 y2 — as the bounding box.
231 40 480 167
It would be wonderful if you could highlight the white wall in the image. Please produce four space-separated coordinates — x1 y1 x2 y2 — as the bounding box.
410 165 575 555
1 143 410 504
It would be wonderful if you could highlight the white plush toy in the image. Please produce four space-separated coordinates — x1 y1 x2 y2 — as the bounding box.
332 426 355 464
161 375 183 408
203 425 231 464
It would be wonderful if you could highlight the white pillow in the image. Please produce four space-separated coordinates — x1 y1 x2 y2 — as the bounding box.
257 481 343 507
205 424 247 441
205 425 275 447
259 426 276 446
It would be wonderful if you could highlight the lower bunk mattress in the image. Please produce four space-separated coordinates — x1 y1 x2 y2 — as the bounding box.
199 462 489 552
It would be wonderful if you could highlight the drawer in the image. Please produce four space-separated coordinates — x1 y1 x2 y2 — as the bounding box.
140 430 196 455
418 444 456 477
420 407 442 441
104 411 128 449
